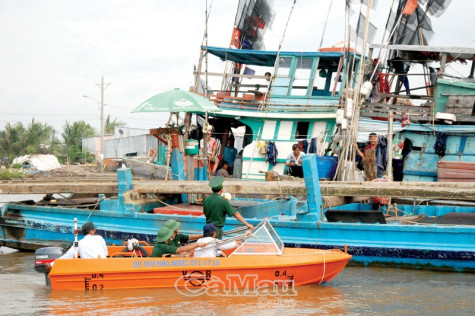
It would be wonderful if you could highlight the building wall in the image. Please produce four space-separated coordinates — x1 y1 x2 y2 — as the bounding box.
103 134 158 158
113 126 149 138
81 135 115 156
82 127 153 160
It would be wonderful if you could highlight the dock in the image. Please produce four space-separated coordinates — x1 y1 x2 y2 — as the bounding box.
1 179 475 201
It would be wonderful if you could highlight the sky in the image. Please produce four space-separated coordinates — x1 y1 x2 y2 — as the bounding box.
1 0 474 136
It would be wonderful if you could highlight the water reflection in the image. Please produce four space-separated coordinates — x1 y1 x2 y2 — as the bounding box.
46 285 347 315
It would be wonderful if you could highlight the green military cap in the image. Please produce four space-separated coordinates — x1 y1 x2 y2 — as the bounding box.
209 176 224 190
164 219 180 231
156 227 173 242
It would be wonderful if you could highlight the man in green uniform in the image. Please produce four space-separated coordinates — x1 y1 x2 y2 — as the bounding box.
203 176 254 239
151 227 207 257
165 219 202 247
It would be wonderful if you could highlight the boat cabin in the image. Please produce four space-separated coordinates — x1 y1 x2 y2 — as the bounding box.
363 44 475 124
189 46 361 179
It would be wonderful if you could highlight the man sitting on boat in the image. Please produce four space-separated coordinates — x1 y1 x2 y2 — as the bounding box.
151 227 207 257
194 223 241 258
217 161 230 178
203 176 254 239
45 222 107 272
165 219 202 247
286 144 305 178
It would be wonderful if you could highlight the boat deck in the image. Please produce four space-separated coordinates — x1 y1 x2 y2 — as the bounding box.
416 212 475 225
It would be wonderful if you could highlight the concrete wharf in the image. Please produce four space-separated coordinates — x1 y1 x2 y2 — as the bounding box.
1 179 474 201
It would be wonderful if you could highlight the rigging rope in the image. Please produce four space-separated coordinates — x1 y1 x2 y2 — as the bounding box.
262 0 297 110
318 0 334 50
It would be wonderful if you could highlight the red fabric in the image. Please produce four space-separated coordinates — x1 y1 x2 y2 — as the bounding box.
378 73 390 95
402 0 418 15
230 27 241 48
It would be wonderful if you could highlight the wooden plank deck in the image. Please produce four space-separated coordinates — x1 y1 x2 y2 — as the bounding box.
2 179 475 201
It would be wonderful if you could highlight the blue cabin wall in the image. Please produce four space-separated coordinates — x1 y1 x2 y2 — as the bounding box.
400 125 475 182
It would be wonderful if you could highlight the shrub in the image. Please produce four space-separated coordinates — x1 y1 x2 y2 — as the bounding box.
0 169 24 180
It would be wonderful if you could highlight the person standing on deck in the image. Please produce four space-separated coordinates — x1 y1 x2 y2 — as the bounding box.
223 139 237 174
203 176 254 239
200 125 219 176
355 132 386 180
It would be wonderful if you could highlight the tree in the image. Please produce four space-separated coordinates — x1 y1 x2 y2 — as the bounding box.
61 121 95 163
21 119 53 154
0 123 25 164
105 114 126 134
0 120 54 164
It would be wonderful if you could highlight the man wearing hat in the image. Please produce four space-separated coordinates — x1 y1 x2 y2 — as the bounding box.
151 227 208 257
194 223 241 258
45 221 108 272
203 176 254 239
164 219 202 247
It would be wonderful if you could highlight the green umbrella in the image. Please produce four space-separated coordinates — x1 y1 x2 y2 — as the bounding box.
132 88 222 113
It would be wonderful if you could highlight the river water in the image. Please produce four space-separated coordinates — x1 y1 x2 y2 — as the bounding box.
0 251 474 315
1 196 474 315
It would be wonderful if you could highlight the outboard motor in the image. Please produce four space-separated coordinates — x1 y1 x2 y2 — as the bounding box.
34 247 64 285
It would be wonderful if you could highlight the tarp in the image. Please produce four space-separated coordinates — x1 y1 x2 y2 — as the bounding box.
357 118 405 142
13 154 61 171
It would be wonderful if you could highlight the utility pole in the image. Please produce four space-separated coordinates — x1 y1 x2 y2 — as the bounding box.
96 76 110 172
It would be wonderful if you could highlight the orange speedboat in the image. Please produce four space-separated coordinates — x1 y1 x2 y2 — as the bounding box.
42 220 351 291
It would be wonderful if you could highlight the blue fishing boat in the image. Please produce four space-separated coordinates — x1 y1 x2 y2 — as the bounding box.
2 1 475 273
1 158 474 272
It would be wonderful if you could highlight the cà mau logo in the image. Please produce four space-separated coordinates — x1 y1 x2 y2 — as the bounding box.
174 99 194 107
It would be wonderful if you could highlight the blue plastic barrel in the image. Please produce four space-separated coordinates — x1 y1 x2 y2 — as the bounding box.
315 156 338 179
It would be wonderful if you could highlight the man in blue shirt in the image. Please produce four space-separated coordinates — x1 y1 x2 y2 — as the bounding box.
223 139 237 175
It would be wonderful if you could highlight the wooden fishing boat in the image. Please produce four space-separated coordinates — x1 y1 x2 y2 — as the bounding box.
41 220 352 291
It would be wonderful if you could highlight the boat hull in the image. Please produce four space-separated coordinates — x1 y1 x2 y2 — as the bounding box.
48 248 351 291
2 202 474 272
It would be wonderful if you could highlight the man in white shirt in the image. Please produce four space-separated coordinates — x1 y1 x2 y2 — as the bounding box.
45 222 108 272
194 223 240 258
286 144 305 178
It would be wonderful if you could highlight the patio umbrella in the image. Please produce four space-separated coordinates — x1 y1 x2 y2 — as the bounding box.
132 88 221 113
132 88 220 181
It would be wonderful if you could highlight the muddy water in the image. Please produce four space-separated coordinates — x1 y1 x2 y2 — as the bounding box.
0 251 473 315
1 195 474 315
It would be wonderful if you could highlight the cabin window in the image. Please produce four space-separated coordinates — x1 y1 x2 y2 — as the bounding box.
311 57 341 97
272 57 293 96
276 57 292 77
330 71 342 96
295 122 309 139
290 57 314 96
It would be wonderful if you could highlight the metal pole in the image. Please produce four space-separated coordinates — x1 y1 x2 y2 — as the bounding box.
96 76 110 172
100 77 105 172
73 218 79 258
387 111 393 181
